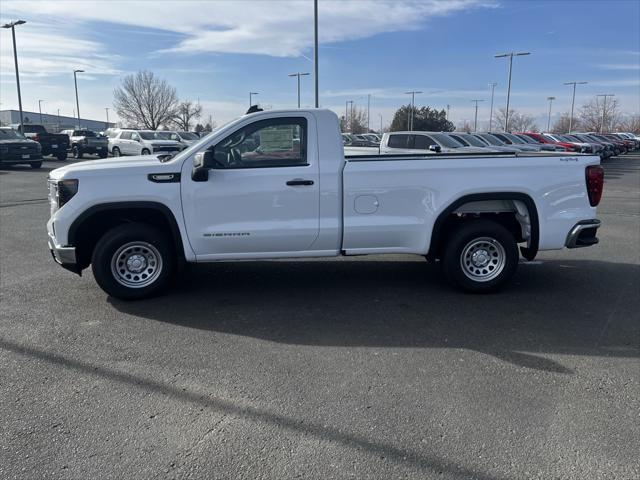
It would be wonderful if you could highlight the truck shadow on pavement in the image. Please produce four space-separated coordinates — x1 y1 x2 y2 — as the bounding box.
109 258 640 374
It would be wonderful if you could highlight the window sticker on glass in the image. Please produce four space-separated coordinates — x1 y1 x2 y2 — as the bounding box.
259 127 294 152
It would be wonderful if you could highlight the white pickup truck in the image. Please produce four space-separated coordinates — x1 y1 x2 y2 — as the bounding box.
47 109 604 299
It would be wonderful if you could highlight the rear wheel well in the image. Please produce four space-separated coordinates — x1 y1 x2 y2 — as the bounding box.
428 195 539 260
70 205 184 270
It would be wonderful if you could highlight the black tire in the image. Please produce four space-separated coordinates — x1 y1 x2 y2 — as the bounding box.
442 219 519 293
30 161 42 169
112 147 121 157
72 146 83 159
99 152 108 158
56 152 68 161
141 148 151 155
91 223 175 300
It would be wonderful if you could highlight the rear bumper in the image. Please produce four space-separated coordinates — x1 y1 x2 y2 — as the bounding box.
48 234 81 274
565 219 601 248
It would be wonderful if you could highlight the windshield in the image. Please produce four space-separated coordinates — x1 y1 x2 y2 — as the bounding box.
505 133 526 144
456 133 486 147
516 134 537 144
478 133 504 146
0 128 25 139
179 132 199 140
75 130 96 137
430 133 463 148
139 131 168 140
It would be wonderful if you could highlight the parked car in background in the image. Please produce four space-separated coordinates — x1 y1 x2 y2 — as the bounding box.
541 133 592 154
343 133 378 147
105 129 182 157
447 132 518 152
61 129 109 159
472 133 536 152
575 133 616 158
520 132 580 152
601 133 634 152
511 133 566 151
489 132 542 152
159 131 200 148
381 131 486 154
0 127 43 168
15 124 69 160
612 132 640 148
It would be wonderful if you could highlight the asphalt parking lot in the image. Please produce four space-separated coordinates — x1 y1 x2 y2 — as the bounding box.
1 153 638 480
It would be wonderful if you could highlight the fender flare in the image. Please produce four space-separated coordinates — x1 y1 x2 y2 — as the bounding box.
427 192 539 261
68 201 186 260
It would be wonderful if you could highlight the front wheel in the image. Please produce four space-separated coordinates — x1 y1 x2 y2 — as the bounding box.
72 146 83 159
56 152 68 161
30 161 43 169
442 219 519 293
112 147 121 157
91 223 175 300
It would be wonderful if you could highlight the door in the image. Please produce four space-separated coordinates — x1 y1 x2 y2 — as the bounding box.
129 132 142 155
118 131 133 154
181 116 320 259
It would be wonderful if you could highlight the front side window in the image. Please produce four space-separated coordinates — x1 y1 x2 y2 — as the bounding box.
414 134 438 149
387 134 411 149
213 118 307 169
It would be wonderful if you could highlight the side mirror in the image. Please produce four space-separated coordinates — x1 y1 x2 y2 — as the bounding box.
191 149 216 181
429 144 442 153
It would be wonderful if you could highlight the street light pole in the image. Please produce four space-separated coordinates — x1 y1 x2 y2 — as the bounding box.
313 0 319 108
2 20 26 131
488 82 497 130
446 104 450 121
563 81 587 134
288 72 310 108
105 107 110 129
367 94 371 132
57 109 60 131
546 96 556 132
38 99 44 124
471 99 484 132
379 113 383 133
345 100 353 131
73 69 84 128
596 94 615 133
405 91 422 131
249 92 259 108
494 51 530 131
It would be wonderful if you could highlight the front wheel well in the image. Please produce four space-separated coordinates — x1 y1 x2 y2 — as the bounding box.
70 204 185 270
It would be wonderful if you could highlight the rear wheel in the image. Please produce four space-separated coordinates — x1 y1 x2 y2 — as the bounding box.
30 161 42 169
442 219 519 293
91 223 175 300
112 147 121 157
56 151 67 161
99 151 108 158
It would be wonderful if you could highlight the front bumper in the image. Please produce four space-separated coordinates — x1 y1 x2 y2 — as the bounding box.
48 234 81 274
565 219 601 248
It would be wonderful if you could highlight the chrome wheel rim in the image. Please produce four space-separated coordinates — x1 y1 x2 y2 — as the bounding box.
110 241 162 288
460 237 506 282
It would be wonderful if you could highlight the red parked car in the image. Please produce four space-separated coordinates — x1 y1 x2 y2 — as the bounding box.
519 132 577 152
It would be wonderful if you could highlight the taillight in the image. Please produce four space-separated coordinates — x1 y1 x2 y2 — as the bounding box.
586 165 604 207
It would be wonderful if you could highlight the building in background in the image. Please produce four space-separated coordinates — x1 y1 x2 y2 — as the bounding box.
0 110 115 133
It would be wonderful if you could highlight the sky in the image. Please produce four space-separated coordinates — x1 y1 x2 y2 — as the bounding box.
1 0 639 131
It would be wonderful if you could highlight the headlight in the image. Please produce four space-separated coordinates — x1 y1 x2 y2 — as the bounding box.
48 178 79 211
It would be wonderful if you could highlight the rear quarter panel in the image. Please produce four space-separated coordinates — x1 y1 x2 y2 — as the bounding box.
342 154 600 254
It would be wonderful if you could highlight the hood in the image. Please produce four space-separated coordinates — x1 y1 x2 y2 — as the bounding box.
49 154 166 180
0 138 39 145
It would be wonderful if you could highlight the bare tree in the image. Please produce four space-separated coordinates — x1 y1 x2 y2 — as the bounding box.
343 106 369 133
551 112 581 133
493 108 538 132
456 120 473 133
113 71 179 130
615 114 640 134
579 97 621 133
171 101 202 131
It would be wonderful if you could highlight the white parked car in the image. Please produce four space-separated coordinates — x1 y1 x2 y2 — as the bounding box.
380 131 488 154
47 109 603 299
106 129 182 157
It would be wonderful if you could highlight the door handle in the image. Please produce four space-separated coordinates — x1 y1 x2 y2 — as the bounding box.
286 179 314 186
